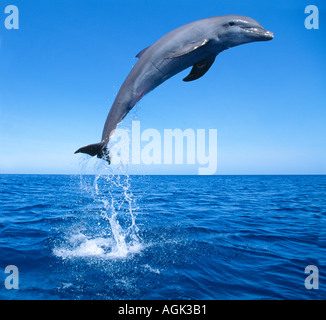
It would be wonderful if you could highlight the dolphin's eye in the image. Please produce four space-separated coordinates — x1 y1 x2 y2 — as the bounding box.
229 22 235 26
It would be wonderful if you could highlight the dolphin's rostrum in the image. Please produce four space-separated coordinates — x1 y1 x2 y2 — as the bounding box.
75 15 274 162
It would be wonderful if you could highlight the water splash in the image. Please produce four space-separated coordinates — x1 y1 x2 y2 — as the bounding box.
92 173 141 258
54 160 142 259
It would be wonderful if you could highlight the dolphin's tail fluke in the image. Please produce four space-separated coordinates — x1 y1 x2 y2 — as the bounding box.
74 142 111 164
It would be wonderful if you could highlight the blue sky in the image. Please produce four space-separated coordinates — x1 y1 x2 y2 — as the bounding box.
0 0 325 174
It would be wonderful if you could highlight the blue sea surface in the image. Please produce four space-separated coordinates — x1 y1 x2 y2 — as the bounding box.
0 174 325 300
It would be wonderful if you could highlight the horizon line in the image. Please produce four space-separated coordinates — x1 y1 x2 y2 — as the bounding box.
0 173 325 176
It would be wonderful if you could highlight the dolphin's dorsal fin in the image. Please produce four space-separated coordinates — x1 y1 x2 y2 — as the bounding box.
183 56 216 82
165 39 210 59
136 46 151 58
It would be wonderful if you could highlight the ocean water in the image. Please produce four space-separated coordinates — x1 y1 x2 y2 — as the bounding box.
0 174 325 300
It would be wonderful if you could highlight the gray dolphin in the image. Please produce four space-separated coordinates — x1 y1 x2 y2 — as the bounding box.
75 15 273 162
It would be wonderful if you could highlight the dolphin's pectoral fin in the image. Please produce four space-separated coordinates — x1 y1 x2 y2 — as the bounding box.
165 39 210 59
183 56 216 82
136 46 151 58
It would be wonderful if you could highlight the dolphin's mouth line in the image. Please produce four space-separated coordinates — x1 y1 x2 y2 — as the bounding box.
240 26 274 39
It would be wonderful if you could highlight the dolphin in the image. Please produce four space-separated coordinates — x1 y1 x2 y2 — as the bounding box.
75 15 273 162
